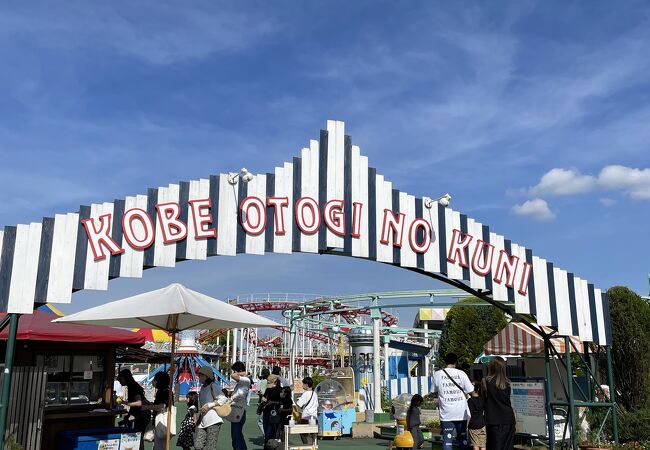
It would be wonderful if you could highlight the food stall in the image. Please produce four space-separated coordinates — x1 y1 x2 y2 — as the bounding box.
0 310 145 449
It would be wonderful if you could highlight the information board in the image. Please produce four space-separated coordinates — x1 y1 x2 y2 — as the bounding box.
510 380 547 436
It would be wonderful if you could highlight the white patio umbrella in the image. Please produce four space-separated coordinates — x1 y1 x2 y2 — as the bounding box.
55 283 280 450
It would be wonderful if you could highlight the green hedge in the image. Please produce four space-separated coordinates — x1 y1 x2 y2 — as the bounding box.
617 408 650 443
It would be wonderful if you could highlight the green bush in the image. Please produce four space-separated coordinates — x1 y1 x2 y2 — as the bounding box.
437 297 507 368
606 287 650 411
617 408 650 443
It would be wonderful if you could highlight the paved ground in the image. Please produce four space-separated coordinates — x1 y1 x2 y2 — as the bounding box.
145 401 393 450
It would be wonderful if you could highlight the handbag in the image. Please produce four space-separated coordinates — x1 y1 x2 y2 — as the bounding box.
215 400 232 418
143 419 155 442
291 404 302 421
293 391 315 421
154 406 177 439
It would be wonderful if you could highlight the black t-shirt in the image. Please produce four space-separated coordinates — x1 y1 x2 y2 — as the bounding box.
126 383 145 418
482 378 516 425
153 388 170 419
467 396 485 429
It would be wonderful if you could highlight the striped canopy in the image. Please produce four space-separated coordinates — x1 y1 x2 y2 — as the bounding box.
484 322 582 355
132 328 172 343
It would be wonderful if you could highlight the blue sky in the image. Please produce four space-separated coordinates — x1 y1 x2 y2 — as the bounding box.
1 1 649 319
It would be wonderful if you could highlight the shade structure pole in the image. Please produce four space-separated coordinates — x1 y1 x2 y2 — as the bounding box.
226 329 230 362
232 328 238 364
606 345 619 443
239 327 244 361
423 322 429 376
383 338 389 382
289 315 297 384
544 336 555 450
0 314 20 450
372 315 382 413
565 336 577 450
166 329 177 450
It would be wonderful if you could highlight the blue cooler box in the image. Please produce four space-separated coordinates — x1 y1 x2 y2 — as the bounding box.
58 427 141 450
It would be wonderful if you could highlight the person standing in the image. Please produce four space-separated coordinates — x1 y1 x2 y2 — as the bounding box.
295 377 319 444
272 366 290 388
230 361 251 450
118 368 150 450
195 366 224 450
406 394 424 450
256 368 270 434
432 353 474 450
467 382 486 450
261 374 282 444
481 357 516 450
150 371 171 450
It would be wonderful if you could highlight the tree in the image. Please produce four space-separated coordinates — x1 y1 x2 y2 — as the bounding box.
605 286 650 410
437 298 507 369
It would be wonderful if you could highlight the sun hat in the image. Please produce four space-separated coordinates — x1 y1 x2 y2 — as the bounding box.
198 366 214 378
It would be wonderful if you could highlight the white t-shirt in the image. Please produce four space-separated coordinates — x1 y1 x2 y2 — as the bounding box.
432 367 474 421
296 390 319 419
198 382 226 428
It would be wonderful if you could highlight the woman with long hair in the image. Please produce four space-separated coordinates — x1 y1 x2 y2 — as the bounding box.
118 368 150 450
481 357 516 449
151 371 171 450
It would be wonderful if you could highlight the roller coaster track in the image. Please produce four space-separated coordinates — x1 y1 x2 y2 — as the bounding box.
198 289 470 343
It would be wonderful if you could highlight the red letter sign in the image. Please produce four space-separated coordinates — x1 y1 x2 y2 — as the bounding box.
240 196 267 235
82 214 124 261
122 208 155 250
189 198 216 239
155 202 188 243
323 200 345 236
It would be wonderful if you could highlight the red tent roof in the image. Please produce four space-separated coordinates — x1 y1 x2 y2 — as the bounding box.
0 311 145 346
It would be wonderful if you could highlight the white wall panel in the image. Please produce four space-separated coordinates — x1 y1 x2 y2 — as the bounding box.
185 179 210 260
217 175 238 256
83 203 114 290
273 163 293 254
554 268 572 336
153 184 180 267
490 233 508 302
575 277 592 342
444 208 464 280
7 223 42 313
399 193 417 268
532 256 551 326
511 243 530 314
594 288 607 345
47 213 79 302
300 143 320 253
467 218 486 291
326 120 345 249
422 200 441 274
245 174 267 255
350 147 369 258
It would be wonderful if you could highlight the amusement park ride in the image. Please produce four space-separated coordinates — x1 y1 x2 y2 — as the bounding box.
136 290 472 393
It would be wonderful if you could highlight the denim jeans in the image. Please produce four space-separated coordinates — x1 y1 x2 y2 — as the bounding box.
231 410 247 450
441 420 468 450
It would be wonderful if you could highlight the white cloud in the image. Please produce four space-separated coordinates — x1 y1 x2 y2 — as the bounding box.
529 168 596 196
598 165 650 199
512 199 556 221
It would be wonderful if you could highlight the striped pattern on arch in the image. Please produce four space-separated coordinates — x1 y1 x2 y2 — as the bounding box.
0 120 612 345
